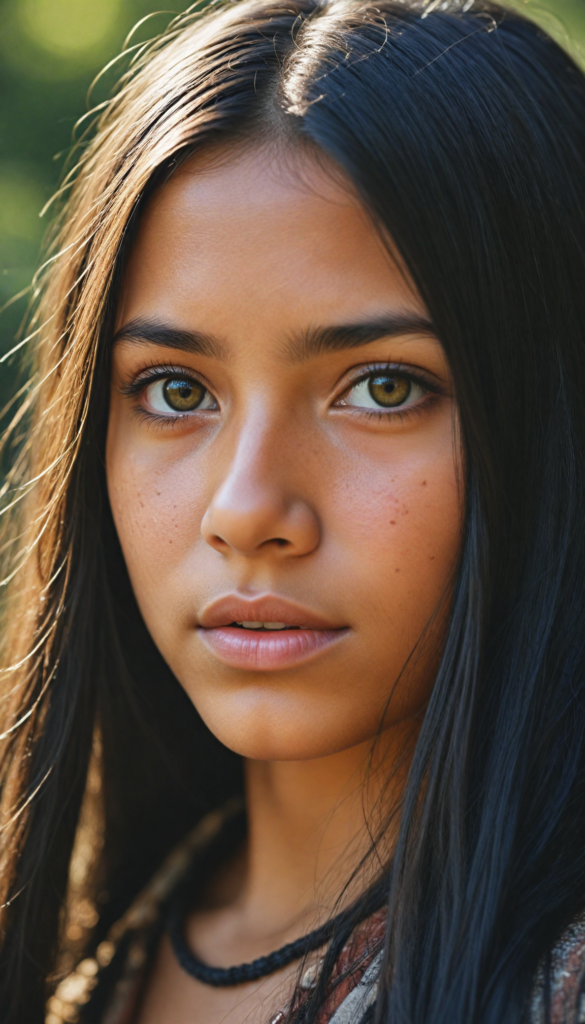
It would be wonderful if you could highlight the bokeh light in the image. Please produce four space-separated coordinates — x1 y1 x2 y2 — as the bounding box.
0 166 44 243
18 0 122 57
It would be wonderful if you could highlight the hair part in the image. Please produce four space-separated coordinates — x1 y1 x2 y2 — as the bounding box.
1 2 585 1022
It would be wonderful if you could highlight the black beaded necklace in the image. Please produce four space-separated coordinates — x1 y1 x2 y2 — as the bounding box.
166 809 387 988
168 894 370 987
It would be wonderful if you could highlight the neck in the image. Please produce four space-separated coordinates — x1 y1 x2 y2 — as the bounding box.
239 720 418 936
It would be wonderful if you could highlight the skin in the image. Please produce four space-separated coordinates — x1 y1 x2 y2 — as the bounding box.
106 145 462 1023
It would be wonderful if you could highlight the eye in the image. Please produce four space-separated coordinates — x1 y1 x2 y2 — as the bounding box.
340 371 427 411
145 376 217 415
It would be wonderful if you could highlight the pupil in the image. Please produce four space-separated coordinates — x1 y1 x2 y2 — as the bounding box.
368 374 410 408
164 378 204 411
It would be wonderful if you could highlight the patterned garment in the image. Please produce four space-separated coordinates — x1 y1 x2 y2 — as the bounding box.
45 804 585 1024
268 910 386 1024
531 916 585 1024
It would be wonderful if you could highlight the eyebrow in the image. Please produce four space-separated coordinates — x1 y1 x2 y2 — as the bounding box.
285 314 437 362
112 312 437 362
112 317 226 359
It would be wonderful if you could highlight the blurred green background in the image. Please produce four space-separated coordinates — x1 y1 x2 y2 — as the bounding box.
0 0 583 406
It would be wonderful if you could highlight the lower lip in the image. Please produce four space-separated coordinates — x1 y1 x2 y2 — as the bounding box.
198 626 349 671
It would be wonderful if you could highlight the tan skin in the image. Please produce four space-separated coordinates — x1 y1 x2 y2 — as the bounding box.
106 145 462 1024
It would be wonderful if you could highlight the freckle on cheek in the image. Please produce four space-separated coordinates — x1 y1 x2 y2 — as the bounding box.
390 520 396 525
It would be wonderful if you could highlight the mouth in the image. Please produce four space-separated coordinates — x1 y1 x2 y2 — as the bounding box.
231 621 297 631
197 596 350 671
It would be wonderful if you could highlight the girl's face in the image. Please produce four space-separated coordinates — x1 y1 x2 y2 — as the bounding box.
107 146 462 761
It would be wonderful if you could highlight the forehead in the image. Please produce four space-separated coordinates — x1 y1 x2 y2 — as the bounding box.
116 145 423 337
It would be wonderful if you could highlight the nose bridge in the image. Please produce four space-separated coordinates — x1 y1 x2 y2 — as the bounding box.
219 410 285 515
201 405 320 557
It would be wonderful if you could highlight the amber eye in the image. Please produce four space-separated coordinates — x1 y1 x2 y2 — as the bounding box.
144 374 217 416
368 373 411 407
163 378 206 412
339 369 426 414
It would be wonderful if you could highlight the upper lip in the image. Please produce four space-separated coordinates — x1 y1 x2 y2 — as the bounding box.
199 595 344 630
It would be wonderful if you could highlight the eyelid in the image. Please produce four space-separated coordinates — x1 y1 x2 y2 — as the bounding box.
118 362 215 398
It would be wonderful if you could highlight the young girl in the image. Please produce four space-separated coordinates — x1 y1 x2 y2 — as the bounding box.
1 1 585 1022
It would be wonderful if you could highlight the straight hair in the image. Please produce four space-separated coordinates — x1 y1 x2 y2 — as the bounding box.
1 2 585 1022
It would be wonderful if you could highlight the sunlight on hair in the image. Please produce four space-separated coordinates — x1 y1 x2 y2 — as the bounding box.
18 0 121 58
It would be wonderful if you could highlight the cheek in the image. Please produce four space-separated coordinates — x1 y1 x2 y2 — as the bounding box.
105 415 209 613
327 439 461 602
320 434 462 715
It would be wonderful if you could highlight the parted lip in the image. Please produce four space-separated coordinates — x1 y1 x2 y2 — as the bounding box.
198 595 344 630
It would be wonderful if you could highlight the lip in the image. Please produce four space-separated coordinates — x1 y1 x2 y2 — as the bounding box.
198 594 349 671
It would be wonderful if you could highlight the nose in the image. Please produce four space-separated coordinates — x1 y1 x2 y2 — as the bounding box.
201 430 320 558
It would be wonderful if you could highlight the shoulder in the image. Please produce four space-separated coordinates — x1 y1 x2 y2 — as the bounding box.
314 909 386 1024
48 803 241 1024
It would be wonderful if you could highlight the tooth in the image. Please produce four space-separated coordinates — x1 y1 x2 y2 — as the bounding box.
241 621 263 629
264 622 287 630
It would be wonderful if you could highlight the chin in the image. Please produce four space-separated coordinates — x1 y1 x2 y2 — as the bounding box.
190 690 375 762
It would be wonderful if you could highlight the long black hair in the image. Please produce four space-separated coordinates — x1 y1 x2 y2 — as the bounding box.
1 1 584 1022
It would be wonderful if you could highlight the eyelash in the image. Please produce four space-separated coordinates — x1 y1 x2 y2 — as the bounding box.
119 362 198 398
119 361 443 424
